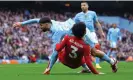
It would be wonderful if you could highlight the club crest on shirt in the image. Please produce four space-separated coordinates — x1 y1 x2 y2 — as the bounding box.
85 14 92 20
84 14 88 18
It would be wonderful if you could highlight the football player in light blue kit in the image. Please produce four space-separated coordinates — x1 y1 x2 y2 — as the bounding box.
74 1 104 69
107 23 122 59
13 16 118 74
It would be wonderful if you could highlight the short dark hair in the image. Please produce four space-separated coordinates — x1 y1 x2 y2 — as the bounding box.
81 1 89 6
72 22 86 38
39 16 52 24
81 1 88 4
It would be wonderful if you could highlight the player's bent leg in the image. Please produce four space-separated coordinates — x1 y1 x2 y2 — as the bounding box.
109 42 118 59
84 29 118 72
43 46 58 75
59 54 82 70
78 57 91 73
84 29 102 69
91 47 118 73
91 48 112 63
109 42 118 58
58 55 91 73
79 64 91 73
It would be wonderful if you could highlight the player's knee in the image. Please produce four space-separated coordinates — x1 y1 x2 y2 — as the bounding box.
91 48 104 57
91 48 97 56
95 43 101 50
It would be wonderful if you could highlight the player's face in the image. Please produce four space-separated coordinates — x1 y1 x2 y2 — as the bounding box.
40 23 51 32
112 24 117 28
81 3 88 12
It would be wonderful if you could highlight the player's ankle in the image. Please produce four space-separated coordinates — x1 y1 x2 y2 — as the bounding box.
110 58 115 65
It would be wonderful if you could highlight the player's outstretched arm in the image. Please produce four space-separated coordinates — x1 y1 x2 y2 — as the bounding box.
56 35 68 52
94 12 105 38
13 18 40 27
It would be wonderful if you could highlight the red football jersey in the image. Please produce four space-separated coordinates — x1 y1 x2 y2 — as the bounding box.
56 35 99 74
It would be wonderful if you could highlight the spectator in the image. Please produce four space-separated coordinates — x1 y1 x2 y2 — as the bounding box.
0 9 132 62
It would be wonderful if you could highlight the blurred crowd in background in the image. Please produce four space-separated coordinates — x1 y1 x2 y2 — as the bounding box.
0 8 133 63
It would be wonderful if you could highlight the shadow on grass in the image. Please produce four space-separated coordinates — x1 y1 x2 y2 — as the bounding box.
50 72 91 75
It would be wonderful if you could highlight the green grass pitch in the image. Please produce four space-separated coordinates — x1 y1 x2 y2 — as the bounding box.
0 62 133 80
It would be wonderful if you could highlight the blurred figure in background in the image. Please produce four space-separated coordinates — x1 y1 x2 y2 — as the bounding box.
107 24 122 59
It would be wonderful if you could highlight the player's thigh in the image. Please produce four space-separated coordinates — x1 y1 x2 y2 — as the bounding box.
110 42 117 49
83 28 95 48
58 53 74 68
89 32 99 44
58 52 81 69
91 47 105 57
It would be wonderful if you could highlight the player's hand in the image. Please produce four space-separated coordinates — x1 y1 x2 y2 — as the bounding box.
13 22 22 28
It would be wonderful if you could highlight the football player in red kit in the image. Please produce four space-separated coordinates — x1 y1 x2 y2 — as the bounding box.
44 22 103 74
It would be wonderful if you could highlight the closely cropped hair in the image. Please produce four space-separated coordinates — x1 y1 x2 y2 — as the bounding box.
72 22 86 38
81 1 89 7
39 16 52 24
81 1 88 5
